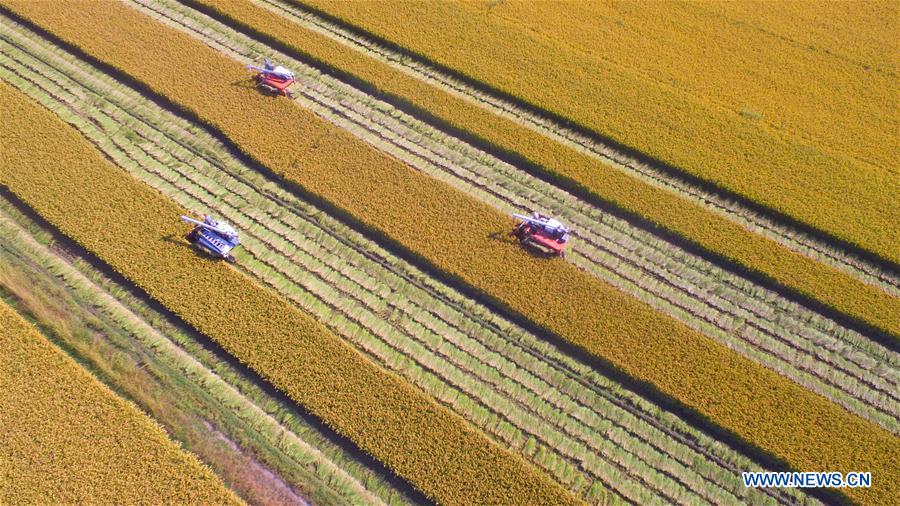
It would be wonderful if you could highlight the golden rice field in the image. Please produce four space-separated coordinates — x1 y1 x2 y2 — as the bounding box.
190 0 900 344
0 300 240 505
0 0 896 504
0 80 571 506
300 0 900 265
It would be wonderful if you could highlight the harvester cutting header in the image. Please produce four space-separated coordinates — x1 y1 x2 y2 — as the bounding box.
512 212 570 257
248 58 295 98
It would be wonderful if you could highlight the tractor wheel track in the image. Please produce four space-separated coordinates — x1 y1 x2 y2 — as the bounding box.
138 0 899 430
0 22 800 506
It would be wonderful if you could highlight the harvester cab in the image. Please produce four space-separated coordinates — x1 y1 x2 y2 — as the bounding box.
181 214 240 262
247 58 295 98
512 212 570 257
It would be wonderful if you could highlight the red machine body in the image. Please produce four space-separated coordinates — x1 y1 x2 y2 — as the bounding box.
248 59 296 98
254 72 294 97
511 213 570 257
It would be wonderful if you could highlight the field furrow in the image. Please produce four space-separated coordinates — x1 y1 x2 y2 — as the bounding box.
0 21 812 504
4 2 896 503
129 0 900 431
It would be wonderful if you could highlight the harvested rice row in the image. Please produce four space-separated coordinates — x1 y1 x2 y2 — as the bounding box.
0 300 240 505
183 0 900 345
3 2 893 503
0 33 749 504
292 0 899 265
134 0 899 430
0 80 575 506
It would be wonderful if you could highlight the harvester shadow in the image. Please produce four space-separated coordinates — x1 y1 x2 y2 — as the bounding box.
161 234 219 263
488 230 559 260
230 77 285 99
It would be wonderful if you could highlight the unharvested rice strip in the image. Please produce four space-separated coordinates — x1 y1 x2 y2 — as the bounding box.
255 0 891 283
0 32 801 505
7 3 895 503
0 300 241 505
136 0 900 426
280 1 899 269
40 67 693 506
0 206 395 506
693 3 895 76
163 0 900 388
294 81 900 419
192 3 890 346
0 82 577 506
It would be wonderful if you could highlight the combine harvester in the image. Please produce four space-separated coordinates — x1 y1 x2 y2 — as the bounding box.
247 58 295 97
181 215 241 263
512 212 571 257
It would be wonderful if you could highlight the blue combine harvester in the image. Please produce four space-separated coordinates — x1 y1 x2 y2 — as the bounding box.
181 215 240 263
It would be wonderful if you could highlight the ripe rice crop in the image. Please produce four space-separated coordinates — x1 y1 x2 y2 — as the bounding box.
0 300 240 505
0 25 820 501
2 2 896 503
186 0 899 338
466 0 897 172
296 0 899 265
0 80 574 506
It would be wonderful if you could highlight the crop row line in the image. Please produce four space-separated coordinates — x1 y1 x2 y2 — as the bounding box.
257 0 898 293
0 12 816 502
135 0 899 428
0 26 792 502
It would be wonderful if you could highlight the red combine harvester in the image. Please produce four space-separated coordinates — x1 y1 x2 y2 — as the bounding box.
247 58 295 98
512 212 571 257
